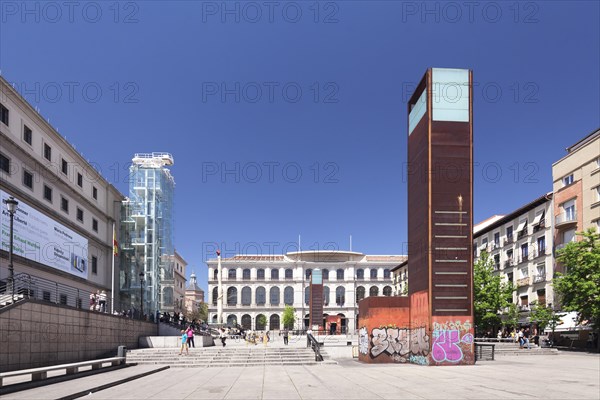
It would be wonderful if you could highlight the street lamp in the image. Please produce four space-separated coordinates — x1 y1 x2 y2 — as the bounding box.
139 272 144 320
3 196 19 299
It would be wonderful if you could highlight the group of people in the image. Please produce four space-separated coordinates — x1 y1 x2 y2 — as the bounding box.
179 325 196 355
89 290 107 312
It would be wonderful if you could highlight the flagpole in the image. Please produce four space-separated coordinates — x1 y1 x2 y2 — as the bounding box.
111 221 115 314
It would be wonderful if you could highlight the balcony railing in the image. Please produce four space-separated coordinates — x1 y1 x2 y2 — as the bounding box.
504 236 514 246
533 274 546 284
517 229 528 240
555 212 577 226
504 259 514 268
533 220 546 232
516 277 530 287
518 254 529 264
518 305 531 312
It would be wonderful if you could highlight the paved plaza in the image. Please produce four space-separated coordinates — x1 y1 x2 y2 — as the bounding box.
5 353 599 400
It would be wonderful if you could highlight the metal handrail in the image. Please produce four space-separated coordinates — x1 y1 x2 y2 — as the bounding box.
306 333 324 362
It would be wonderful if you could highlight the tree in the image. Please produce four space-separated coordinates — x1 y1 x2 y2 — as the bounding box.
504 303 519 332
474 251 516 335
256 314 267 330
184 302 208 323
282 306 295 329
530 304 563 334
554 228 600 351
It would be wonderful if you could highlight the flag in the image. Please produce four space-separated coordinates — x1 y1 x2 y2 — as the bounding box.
113 224 119 256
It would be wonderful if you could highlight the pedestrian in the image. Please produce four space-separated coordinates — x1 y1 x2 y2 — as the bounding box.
518 328 524 348
179 330 189 355
187 325 195 348
523 328 531 350
89 291 96 311
220 328 227 347
99 290 107 313
283 328 289 345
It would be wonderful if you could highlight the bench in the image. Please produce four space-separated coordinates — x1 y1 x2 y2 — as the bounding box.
0 356 125 387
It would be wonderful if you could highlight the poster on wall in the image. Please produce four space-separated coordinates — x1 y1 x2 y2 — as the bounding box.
0 191 89 279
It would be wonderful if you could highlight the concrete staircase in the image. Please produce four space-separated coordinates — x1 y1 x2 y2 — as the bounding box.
480 342 559 356
126 346 336 367
0 293 24 308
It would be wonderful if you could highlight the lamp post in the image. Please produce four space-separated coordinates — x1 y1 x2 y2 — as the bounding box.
3 196 19 299
139 272 144 320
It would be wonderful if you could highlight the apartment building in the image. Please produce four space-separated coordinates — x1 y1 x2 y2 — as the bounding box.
474 193 554 322
173 250 187 313
0 75 124 307
390 260 408 296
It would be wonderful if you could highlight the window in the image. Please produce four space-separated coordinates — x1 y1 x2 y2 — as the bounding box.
43 291 51 302
335 287 345 306
24 125 32 145
493 254 500 270
0 152 10 173
383 286 392 296
285 269 293 280
322 269 329 280
256 287 266 305
61 196 69 213
506 226 513 243
61 158 68 175
595 186 600 202
227 287 237 306
370 286 379 297
284 286 294 305
270 269 279 280
92 218 98 232
305 287 310 305
323 286 330 305
92 186 98 200
537 236 546 256
213 269 218 280
521 243 528 261
243 269 251 280
370 269 377 279
493 232 500 248
212 287 218 305
23 169 33 189
44 143 52 161
241 287 251 305
563 229 576 244
520 267 529 278
59 294 68 305
76 207 84 222
43 185 53 202
257 269 265 279
563 174 574 186
336 269 344 280
356 269 364 280
92 256 98 274
356 286 365 302
305 269 312 280
228 269 236 280
383 269 391 279
270 287 280 305
0 103 9 126
77 172 83 187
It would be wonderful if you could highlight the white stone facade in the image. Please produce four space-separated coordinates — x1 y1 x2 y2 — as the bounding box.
207 251 405 332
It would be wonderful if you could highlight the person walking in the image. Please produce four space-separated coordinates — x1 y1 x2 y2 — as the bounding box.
89 291 96 311
179 330 189 356
220 328 227 347
283 329 289 345
518 328 524 349
523 328 531 350
186 325 195 348
99 290 107 313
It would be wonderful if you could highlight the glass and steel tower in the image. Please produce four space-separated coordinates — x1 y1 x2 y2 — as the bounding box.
119 153 175 318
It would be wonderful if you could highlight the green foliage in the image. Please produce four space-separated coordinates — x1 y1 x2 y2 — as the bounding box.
474 251 516 331
185 302 209 323
504 303 519 331
530 304 563 332
282 306 295 329
554 228 600 333
256 314 267 329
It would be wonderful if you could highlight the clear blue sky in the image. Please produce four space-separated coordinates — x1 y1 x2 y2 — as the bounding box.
1 1 599 293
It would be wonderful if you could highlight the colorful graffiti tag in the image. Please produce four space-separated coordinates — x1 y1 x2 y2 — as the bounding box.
368 326 430 362
431 320 474 363
358 327 369 355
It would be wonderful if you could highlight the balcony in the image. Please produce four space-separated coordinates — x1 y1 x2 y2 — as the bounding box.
519 305 531 312
533 274 546 284
533 220 546 233
518 254 529 264
493 263 500 271
517 229 527 240
504 237 514 246
533 249 547 259
555 212 577 227
516 277 530 287
504 259 514 268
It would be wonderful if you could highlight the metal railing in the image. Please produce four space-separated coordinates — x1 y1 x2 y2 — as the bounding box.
474 343 495 361
306 333 324 362
533 274 546 283
556 212 577 226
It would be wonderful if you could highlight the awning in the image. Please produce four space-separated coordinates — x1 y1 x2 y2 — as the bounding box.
545 311 593 332
516 220 527 233
532 212 544 226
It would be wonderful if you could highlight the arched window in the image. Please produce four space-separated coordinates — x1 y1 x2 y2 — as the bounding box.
356 269 364 280
285 269 293 280
323 286 330 306
322 269 329 280
270 287 280 305
257 269 265 279
383 286 392 296
241 286 252 305
227 314 237 326
228 269 236 280
336 287 345 306
305 287 310 305
384 269 391 279
356 286 365 302
213 269 218 280
336 269 344 280
243 269 251 280
212 287 218 306
241 314 252 330
370 286 379 297
305 269 312 280
271 269 279 280
270 314 280 330
370 269 378 279
284 286 294 305
211 315 217 323
227 287 238 305
255 314 266 330
256 286 266 305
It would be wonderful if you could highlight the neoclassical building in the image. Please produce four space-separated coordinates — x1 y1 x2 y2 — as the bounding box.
207 251 406 332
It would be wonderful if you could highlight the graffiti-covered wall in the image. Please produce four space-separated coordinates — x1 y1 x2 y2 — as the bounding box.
430 317 474 365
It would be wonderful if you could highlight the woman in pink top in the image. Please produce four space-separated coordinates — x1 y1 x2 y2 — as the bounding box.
186 326 195 348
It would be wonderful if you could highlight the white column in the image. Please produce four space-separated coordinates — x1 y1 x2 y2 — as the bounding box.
217 252 223 324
